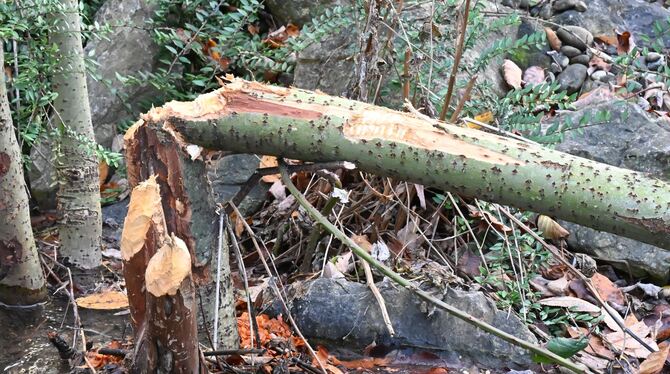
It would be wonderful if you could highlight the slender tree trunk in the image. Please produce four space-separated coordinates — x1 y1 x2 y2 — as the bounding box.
124 121 239 348
50 0 102 268
0 41 47 306
129 78 670 250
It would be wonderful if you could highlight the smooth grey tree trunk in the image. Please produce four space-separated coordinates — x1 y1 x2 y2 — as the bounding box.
0 41 47 306
50 0 102 268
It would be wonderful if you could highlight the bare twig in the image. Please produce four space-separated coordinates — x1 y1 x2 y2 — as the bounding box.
449 74 477 123
439 0 471 121
212 212 225 349
352 238 395 336
227 161 349 214
402 48 411 102
226 215 260 350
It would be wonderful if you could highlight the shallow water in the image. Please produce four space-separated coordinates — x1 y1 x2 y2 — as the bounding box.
0 296 129 373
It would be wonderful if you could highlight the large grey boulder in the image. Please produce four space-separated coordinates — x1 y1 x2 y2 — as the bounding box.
28 0 161 210
84 0 161 147
292 28 359 96
265 0 349 26
293 1 512 100
265 278 536 369
550 101 670 281
552 0 670 49
208 154 268 215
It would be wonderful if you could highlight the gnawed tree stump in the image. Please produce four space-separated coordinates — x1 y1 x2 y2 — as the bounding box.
124 119 239 348
126 77 670 250
121 177 204 373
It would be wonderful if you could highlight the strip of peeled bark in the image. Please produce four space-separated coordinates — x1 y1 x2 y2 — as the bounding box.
50 0 102 268
121 177 203 373
0 40 47 306
131 77 670 249
124 121 239 348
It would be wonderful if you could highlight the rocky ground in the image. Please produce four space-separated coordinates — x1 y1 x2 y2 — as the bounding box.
7 0 670 373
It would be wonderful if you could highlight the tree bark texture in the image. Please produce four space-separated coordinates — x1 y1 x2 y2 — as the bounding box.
124 121 239 348
129 77 670 250
0 41 47 306
121 177 204 373
50 0 102 268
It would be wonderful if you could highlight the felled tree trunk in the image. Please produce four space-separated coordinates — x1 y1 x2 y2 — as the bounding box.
129 77 670 250
49 0 102 268
0 39 47 306
121 177 203 373
124 121 239 348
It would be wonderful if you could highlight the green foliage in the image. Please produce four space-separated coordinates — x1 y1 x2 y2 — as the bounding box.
110 0 354 124
494 82 576 143
1 0 121 169
466 203 600 335
4 0 352 171
532 336 588 363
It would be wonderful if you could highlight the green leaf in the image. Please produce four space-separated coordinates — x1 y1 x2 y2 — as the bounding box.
532 336 588 363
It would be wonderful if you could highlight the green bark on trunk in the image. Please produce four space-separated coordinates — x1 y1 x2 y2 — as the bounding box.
50 0 102 268
132 78 670 249
0 41 47 306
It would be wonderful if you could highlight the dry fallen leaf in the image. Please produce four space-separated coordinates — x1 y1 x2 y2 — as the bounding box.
259 155 280 183
467 204 512 233
338 357 390 369
536 215 569 240
591 273 625 305
639 341 670 374
545 27 561 51
268 180 286 201
464 111 494 129
76 290 129 310
546 275 570 295
567 326 615 360
595 34 618 46
323 262 345 279
523 66 545 86
502 59 523 89
99 161 109 186
539 296 600 313
616 30 636 55
263 24 300 48
589 55 611 73
604 319 658 359
238 313 293 349
230 210 245 237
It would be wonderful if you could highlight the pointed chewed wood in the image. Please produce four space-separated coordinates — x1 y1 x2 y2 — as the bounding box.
121 175 165 261
145 234 191 297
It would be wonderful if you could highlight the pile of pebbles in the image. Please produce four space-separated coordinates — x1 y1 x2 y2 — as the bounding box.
502 0 588 19
547 25 594 93
541 25 666 95
504 0 668 97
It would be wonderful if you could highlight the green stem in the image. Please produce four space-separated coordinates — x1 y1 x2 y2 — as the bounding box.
279 161 586 374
